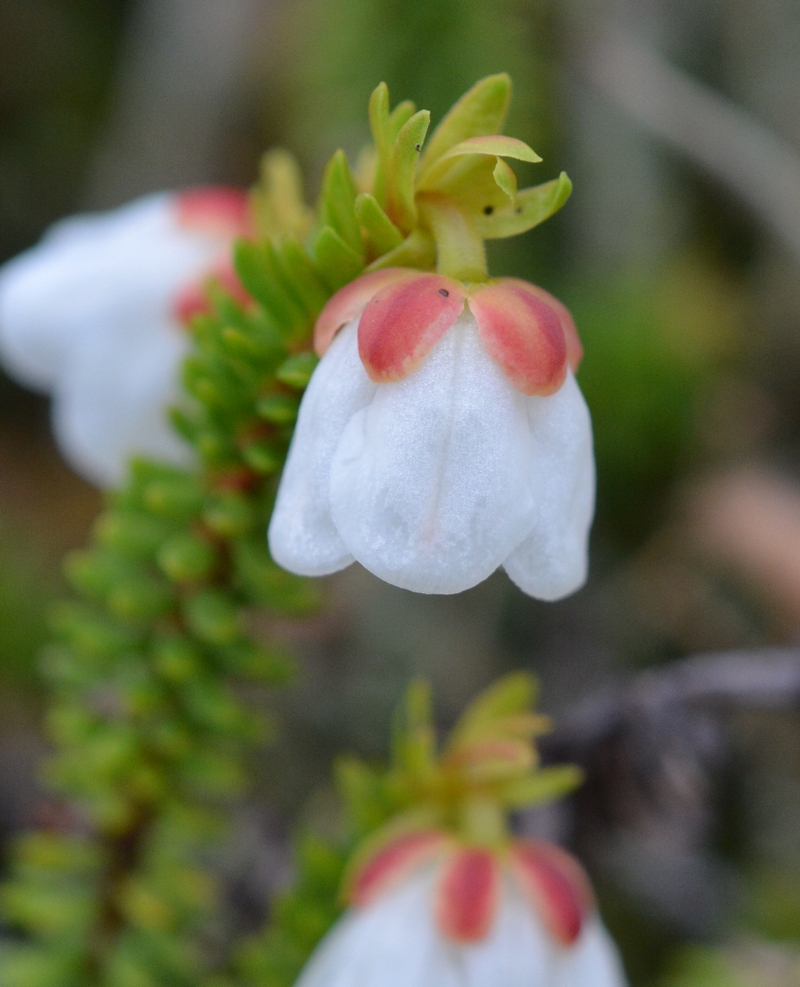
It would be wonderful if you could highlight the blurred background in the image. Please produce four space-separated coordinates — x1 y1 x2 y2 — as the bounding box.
2 0 800 983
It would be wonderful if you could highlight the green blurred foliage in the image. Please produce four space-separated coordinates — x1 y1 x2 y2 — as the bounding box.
573 257 742 545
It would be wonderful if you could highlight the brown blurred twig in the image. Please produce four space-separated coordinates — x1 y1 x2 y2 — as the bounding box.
550 646 800 752
581 27 800 260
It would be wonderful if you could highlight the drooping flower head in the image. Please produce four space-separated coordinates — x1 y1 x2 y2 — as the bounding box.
0 186 252 485
268 76 594 598
294 674 627 987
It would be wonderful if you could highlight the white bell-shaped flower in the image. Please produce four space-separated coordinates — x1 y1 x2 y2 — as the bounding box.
269 268 594 598
0 188 251 486
294 832 626 987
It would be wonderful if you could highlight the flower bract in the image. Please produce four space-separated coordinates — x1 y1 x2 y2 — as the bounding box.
268 269 594 598
0 188 251 485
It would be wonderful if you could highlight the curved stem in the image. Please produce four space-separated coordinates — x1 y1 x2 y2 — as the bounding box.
417 193 489 283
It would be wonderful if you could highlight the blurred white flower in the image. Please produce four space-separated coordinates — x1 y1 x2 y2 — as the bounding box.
295 833 626 987
269 268 594 598
0 188 251 486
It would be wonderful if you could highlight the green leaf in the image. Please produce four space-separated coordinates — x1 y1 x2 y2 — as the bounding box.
391 679 436 776
388 100 417 139
312 226 364 292
365 228 436 273
276 238 331 318
499 765 584 809
419 73 511 178
202 494 256 538
276 352 319 389
386 110 429 233
94 510 174 561
355 193 404 255
157 533 217 583
106 573 173 622
241 440 283 475
434 134 541 165
475 171 573 239
450 672 536 746
419 135 541 195
493 158 517 201
256 393 299 425
234 240 307 334
319 150 364 259
183 590 241 646
142 476 204 520
368 82 392 167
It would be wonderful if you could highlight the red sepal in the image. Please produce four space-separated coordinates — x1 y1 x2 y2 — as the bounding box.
435 847 500 943
468 280 570 396
175 186 253 238
348 830 448 910
500 279 583 372
509 840 594 947
314 268 417 356
358 273 466 383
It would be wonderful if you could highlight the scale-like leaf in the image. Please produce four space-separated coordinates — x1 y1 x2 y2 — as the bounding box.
355 193 404 254
319 150 364 258
500 765 584 809
448 672 536 748
475 172 573 239
419 73 511 178
312 226 364 291
386 110 430 233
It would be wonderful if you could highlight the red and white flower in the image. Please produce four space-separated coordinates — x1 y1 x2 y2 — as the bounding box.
295 830 626 987
268 267 594 598
0 188 250 485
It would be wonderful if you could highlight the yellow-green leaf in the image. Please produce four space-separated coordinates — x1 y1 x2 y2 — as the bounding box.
389 100 417 139
419 74 512 178
437 135 541 164
252 148 313 241
493 158 517 202
369 82 392 164
392 679 436 776
449 672 537 748
499 765 584 809
319 150 364 258
475 172 573 239
312 226 365 291
386 109 430 233
276 237 331 318
355 193 404 254
365 228 436 273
